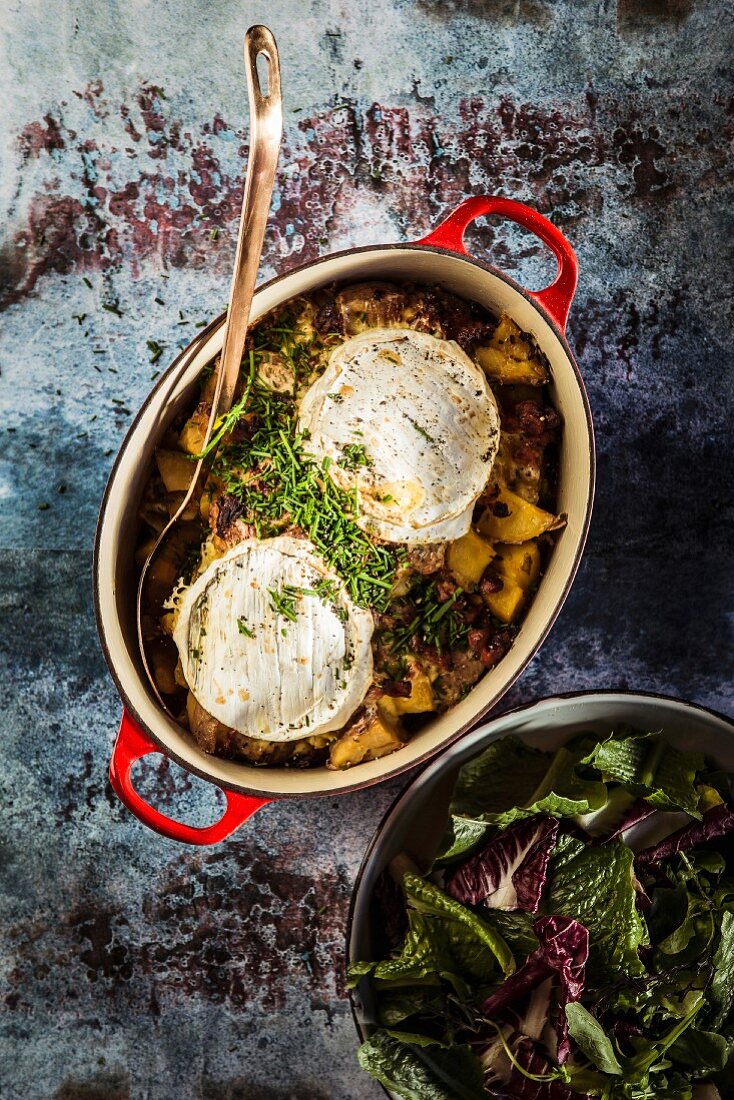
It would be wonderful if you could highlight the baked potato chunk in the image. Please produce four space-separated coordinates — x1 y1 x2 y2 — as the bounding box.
187 691 229 754
475 314 549 385
329 712 405 769
148 637 178 695
446 528 496 587
379 667 435 718
477 487 561 544
155 449 194 493
178 402 211 455
493 540 541 591
482 578 526 624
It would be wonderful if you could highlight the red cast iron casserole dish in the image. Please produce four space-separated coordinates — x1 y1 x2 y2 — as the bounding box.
93 195 595 844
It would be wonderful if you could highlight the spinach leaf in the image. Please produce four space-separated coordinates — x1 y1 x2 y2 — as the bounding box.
565 1001 623 1074
646 880 689 944
621 997 703 1081
669 1025 734 1075
654 893 716 969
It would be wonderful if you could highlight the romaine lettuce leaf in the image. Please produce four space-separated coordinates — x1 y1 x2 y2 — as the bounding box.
482 908 539 960
352 875 515 992
449 737 607 827
356 1030 487 1100
446 816 558 912
547 836 648 982
385 1029 450 1047
377 986 443 1027
403 874 515 977
436 815 493 864
585 730 704 818
575 788 655 841
449 737 553 818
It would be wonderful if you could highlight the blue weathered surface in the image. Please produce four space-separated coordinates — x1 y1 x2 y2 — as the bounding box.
1 0 733 1096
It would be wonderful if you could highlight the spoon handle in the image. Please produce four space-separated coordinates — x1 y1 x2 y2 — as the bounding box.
213 25 283 419
136 27 282 713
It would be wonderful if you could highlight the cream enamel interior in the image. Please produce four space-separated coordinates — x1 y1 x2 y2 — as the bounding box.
95 246 594 797
347 692 734 1099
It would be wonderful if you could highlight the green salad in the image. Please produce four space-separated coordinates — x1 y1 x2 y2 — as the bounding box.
349 727 734 1099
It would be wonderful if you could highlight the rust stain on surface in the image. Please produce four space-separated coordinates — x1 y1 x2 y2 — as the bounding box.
5 78 729 309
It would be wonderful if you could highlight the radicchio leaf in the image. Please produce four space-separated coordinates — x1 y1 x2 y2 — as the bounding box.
446 817 559 913
602 797 657 842
636 802 734 870
505 1045 593 1100
482 915 589 1064
480 1034 592 1100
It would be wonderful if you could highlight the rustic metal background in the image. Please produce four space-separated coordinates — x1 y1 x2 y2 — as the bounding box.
1 1 733 1096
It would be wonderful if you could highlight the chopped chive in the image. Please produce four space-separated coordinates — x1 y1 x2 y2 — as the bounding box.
146 339 164 364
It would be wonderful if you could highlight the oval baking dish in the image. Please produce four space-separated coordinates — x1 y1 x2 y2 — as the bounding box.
94 195 595 843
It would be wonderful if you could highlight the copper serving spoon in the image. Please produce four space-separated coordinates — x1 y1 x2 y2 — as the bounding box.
137 25 282 711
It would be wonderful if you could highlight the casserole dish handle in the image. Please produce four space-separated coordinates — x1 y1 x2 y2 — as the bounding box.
110 710 269 844
416 195 578 331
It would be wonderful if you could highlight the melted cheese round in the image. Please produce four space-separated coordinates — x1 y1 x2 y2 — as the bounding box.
173 537 374 742
298 328 500 544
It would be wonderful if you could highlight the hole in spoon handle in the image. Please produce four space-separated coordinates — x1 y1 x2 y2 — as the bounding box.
245 25 281 111
256 52 270 99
